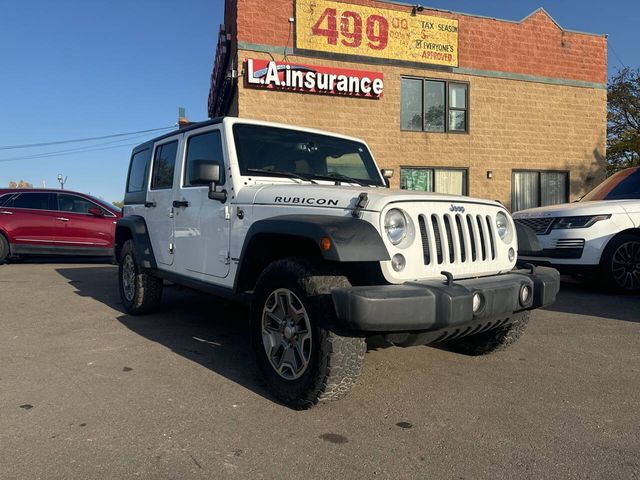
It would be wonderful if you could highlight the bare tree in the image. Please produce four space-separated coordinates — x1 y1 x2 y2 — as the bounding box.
8 180 33 188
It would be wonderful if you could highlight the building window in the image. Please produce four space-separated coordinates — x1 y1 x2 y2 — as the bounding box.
400 167 468 195
512 170 569 212
401 78 468 133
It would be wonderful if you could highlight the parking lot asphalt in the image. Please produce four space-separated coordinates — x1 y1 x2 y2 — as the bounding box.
0 262 639 480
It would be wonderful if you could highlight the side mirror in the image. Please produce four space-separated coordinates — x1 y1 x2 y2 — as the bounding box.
189 160 227 203
381 168 394 188
189 160 221 185
87 207 105 217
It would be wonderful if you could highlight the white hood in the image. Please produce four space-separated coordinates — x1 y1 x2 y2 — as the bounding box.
513 199 634 219
236 183 501 212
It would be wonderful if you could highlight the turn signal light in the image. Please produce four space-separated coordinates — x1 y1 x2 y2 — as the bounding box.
320 237 332 252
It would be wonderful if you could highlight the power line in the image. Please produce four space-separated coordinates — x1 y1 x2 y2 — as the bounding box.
609 42 628 70
0 126 175 151
0 132 160 162
0 142 142 163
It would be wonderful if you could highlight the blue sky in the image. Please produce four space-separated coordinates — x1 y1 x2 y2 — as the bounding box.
0 0 637 202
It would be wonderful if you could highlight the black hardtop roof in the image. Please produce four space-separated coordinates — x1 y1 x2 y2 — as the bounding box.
132 117 223 153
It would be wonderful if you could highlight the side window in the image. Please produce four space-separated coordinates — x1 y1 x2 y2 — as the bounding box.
184 131 225 187
151 141 179 190
57 194 106 215
127 149 152 193
0 193 15 207
12 193 54 210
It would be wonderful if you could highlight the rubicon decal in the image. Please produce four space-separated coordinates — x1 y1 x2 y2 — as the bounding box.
274 196 340 206
246 59 383 98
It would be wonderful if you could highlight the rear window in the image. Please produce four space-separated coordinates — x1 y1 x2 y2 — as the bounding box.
127 148 152 193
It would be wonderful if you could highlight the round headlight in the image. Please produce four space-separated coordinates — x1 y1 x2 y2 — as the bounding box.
496 211 514 243
384 209 407 245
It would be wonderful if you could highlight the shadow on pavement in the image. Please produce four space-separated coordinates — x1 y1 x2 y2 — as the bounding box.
543 276 639 323
55 266 279 405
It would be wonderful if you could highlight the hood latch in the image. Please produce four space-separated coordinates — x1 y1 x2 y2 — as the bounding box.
351 192 369 218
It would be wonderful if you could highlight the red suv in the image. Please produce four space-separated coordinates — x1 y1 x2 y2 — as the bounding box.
0 189 121 261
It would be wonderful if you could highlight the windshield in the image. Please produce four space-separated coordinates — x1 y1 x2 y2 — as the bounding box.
581 167 640 201
89 195 121 213
233 124 384 186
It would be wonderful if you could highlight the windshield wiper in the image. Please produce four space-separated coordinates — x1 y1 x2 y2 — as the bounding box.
314 172 374 187
247 168 318 184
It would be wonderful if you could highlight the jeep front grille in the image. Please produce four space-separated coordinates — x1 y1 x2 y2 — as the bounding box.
418 213 497 266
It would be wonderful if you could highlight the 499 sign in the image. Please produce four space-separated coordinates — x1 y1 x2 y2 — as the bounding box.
296 0 458 67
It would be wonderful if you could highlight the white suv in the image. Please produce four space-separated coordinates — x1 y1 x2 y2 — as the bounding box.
514 167 640 292
116 117 559 408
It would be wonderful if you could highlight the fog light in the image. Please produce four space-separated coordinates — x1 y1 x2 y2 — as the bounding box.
519 284 532 306
391 254 406 272
472 292 484 314
508 248 516 262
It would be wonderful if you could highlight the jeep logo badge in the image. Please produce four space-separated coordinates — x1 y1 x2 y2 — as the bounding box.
449 205 465 213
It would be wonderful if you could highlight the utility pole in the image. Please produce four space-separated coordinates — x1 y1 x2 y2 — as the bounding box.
57 174 68 190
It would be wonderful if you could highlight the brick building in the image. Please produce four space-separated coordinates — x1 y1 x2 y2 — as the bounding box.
208 0 607 210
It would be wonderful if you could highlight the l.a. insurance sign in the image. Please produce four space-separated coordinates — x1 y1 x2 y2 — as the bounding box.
295 0 458 67
245 59 384 98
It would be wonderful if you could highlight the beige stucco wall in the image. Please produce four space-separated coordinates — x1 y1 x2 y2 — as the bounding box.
234 50 606 209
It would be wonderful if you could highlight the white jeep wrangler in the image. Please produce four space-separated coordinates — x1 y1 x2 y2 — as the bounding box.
116 117 559 409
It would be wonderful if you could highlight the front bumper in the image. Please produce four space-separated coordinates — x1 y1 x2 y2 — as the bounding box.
331 267 560 338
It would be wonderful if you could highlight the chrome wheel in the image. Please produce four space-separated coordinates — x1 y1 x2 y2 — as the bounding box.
121 254 136 302
261 288 312 380
611 240 640 291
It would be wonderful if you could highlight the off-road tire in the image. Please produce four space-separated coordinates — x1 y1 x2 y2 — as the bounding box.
599 233 640 294
118 240 163 314
251 257 366 409
442 311 530 356
0 234 9 263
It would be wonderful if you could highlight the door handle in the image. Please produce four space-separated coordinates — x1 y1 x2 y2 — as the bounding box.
144 201 156 208
0 210 13 215
56 217 70 222
172 200 189 208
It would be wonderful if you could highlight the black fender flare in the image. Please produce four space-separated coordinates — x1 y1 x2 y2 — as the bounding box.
240 214 390 263
115 216 157 269
233 215 390 293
